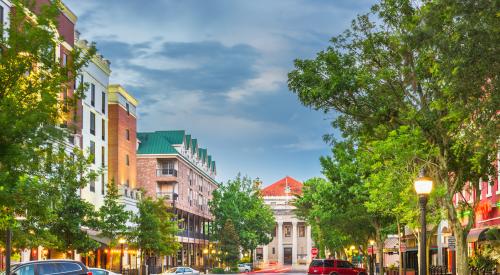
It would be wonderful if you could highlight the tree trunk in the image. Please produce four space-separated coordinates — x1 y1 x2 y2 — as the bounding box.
375 228 384 275
397 221 403 275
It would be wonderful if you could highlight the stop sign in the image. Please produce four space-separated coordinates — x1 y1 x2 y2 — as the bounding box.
311 248 318 257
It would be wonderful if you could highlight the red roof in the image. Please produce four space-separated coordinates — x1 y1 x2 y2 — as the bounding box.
261 176 303 196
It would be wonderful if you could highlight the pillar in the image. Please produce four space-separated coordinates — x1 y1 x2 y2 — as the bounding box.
277 221 283 265
306 225 312 262
292 221 298 265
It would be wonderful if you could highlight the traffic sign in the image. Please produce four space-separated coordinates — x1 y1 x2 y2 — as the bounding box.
311 248 318 257
448 236 456 251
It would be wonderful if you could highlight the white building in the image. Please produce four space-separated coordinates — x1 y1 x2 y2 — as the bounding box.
77 37 111 208
256 176 313 267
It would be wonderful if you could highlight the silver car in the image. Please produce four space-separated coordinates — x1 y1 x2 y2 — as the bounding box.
161 267 200 275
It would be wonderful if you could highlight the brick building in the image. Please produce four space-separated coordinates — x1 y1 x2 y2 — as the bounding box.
136 130 218 269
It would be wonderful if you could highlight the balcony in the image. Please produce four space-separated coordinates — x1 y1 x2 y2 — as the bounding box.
156 168 178 177
157 191 176 201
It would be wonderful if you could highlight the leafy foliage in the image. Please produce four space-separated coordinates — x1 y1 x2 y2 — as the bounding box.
209 175 275 255
220 219 240 267
98 179 132 246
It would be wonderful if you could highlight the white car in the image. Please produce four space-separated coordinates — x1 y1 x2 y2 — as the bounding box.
162 267 201 275
88 268 121 275
237 264 251 273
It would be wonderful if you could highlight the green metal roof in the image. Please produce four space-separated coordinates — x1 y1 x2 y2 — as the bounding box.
137 130 217 175
137 132 179 154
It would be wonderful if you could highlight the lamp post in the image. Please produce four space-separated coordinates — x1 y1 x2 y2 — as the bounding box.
119 238 126 274
6 215 26 275
211 249 216 268
369 240 375 275
203 248 209 274
414 170 433 275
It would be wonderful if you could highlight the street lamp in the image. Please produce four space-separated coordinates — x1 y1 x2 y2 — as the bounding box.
203 248 209 274
369 240 375 275
414 169 433 275
6 214 26 275
119 238 126 274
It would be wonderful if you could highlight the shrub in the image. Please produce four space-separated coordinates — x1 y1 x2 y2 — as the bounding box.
211 267 225 274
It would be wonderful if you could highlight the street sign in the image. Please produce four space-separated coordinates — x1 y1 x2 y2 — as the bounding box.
311 248 318 258
448 236 456 251
367 247 374 254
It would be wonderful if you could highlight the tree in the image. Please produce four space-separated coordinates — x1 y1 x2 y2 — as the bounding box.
220 219 240 268
132 197 180 267
0 0 95 253
209 175 275 264
98 179 131 244
288 0 499 273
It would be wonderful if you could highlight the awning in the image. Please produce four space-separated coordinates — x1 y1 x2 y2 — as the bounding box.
86 229 111 245
467 228 488 243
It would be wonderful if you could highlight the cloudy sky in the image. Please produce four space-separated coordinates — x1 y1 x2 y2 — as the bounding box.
65 0 376 186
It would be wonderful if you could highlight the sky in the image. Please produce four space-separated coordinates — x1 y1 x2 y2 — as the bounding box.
64 0 376 186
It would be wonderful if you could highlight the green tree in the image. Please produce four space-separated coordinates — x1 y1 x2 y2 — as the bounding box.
209 175 275 264
132 197 180 267
220 219 240 268
288 0 499 272
98 180 131 244
0 0 95 253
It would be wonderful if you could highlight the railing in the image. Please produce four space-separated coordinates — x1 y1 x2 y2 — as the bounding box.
157 192 175 200
156 168 178 177
177 230 208 240
430 266 448 275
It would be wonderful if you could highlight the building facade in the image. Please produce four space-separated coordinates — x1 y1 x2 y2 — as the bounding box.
256 176 313 266
136 131 218 269
77 38 111 208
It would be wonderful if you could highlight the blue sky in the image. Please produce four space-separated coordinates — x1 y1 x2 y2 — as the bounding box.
65 0 376 186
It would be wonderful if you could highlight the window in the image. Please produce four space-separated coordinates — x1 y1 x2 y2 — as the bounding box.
101 91 106 113
89 178 95 192
126 129 130 140
90 112 95 135
487 176 492 197
284 225 292 237
337 261 354 268
14 264 35 275
299 225 306 237
58 262 82 273
102 119 105 140
324 260 334 267
62 53 67 67
125 154 130 166
310 260 323 267
126 102 130 115
90 83 95 106
0 6 4 28
90 141 95 164
101 174 105 195
101 146 105 167
272 248 275 255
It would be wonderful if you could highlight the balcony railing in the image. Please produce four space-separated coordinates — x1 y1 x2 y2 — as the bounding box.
157 191 175 200
156 168 178 177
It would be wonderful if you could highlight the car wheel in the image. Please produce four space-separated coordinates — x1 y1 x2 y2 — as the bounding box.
358 273 367 275
330 273 338 275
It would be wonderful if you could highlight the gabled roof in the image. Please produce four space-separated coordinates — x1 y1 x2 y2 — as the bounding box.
261 176 302 196
185 134 192 150
155 130 185 145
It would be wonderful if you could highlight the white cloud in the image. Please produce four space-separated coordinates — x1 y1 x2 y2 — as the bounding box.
226 67 287 102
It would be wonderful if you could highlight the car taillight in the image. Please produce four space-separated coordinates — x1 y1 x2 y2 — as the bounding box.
87 272 93 275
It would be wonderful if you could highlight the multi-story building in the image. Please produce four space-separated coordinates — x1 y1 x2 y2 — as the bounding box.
0 0 11 35
77 38 111 208
136 131 218 268
256 176 313 267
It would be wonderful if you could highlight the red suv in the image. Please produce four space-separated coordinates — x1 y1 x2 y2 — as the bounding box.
308 259 366 275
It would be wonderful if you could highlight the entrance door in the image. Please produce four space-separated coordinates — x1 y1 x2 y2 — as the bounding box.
283 247 293 265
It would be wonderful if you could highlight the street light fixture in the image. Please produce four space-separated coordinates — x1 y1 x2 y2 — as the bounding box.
369 240 375 275
414 169 433 275
119 238 126 274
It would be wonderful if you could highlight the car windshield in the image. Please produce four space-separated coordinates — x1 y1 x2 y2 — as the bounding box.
166 268 178 273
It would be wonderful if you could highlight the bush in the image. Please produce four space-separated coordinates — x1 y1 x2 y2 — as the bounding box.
230 267 239 273
211 267 225 274
468 254 497 272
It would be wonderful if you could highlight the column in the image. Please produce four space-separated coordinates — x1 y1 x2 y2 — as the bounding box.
277 221 283 265
292 221 298 265
263 245 269 264
306 225 312 262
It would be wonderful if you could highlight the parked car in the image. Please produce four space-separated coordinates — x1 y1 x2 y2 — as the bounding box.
161 267 200 275
1 259 91 275
308 259 366 275
88 268 120 275
237 264 250 273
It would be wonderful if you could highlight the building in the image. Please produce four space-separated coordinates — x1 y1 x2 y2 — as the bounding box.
255 176 313 266
0 0 11 36
77 38 111 208
136 130 218 269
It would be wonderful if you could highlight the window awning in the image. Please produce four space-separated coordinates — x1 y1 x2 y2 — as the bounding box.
467 228 488 243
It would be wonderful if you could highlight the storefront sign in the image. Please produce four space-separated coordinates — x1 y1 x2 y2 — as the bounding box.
448 236 456 251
